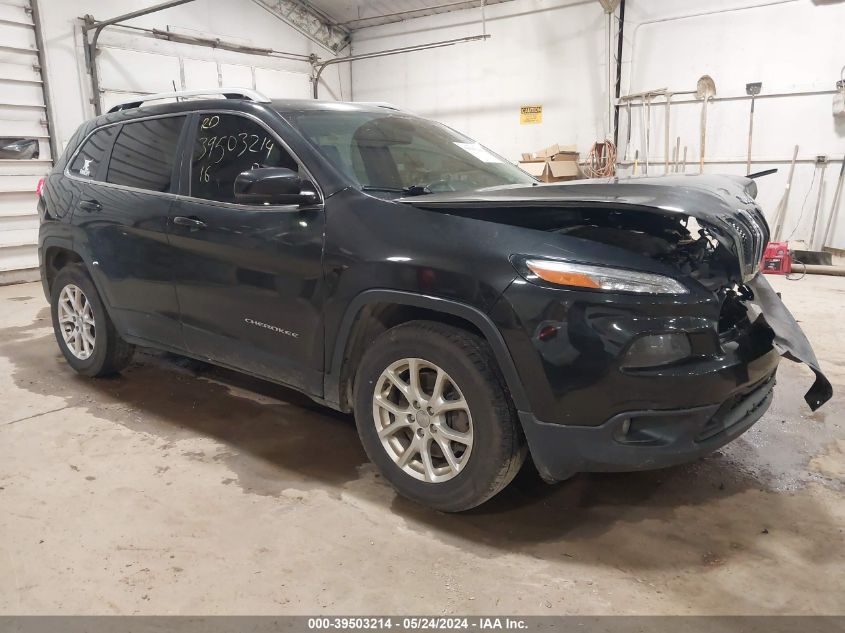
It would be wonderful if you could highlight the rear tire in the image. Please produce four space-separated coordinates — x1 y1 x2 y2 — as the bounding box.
50 264 134 377
353 321 526 512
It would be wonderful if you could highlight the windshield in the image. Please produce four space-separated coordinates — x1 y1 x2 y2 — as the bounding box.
286 109 536 196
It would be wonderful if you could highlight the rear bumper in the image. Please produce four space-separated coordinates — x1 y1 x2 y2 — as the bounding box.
520 371 776 482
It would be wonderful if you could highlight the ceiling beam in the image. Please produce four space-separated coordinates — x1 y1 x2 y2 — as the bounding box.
252 0 350 53
337 0 493 29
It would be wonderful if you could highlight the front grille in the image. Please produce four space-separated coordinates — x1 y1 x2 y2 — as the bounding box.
725 209 767 281
740 209 766 268
725 217 754 268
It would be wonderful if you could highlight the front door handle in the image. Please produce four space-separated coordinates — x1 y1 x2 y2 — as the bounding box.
78 199 102 212
172 216 207 230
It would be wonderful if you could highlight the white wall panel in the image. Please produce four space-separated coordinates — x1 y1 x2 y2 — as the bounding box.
98 48 183 95
0 81 46 104
0 61 41 83
0 0 50 279
254 67 311 99
0 119 46 138
0 212 38 230
0 192 38 215
0 160 50 176
182 58 219 89
220 63 254 89
351 0 606 164
0 19 36 50
0 174 42 191
0 3 31 23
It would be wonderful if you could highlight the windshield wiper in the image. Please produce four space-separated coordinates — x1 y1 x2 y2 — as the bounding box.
361 185 431 196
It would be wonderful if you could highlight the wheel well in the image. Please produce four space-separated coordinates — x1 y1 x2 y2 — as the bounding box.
336 302 486 412
44 247 83 293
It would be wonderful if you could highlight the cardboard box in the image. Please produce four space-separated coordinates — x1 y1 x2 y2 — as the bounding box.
518 143 580 182
533 143 577 158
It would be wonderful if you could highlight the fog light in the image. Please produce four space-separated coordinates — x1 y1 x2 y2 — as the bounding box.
623 333 691 368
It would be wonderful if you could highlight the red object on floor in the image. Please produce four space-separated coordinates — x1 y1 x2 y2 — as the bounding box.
760 241 792 275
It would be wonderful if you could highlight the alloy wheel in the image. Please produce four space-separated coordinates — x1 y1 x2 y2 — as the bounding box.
372 358 474 483
57 284 96 360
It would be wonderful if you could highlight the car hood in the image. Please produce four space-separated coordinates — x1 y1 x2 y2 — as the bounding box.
402 174 768 284
399 174 761 212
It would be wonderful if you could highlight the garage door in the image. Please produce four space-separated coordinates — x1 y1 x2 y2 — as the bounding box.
96 44 312 114
0 0 51 282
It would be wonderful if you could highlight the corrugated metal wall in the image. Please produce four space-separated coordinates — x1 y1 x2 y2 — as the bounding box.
0 0 50 283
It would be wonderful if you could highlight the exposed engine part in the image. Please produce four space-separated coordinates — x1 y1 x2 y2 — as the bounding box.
415 198 760 290
717 288 753 336
548 209 733 289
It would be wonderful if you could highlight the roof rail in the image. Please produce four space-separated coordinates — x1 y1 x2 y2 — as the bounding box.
355 101 405 112
107 87 272 113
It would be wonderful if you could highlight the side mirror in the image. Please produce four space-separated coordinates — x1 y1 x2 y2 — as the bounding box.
234 167 318 206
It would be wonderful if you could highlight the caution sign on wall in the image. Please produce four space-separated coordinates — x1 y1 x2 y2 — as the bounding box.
520 105 543 124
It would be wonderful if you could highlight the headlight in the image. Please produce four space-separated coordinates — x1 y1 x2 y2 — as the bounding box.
523 259 688 294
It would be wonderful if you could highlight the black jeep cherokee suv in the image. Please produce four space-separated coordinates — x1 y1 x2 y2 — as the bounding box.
38 90 831 511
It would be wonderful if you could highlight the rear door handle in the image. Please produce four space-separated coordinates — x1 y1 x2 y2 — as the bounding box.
172 216 207 230
78 199 102 212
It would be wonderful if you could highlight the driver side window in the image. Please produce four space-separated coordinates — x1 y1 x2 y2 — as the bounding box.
191 114 298 203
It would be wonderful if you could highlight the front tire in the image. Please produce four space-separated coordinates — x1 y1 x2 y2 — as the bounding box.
50 264 134 377
353 321 526 512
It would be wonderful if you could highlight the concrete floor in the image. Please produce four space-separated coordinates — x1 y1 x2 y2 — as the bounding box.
0 275 843 615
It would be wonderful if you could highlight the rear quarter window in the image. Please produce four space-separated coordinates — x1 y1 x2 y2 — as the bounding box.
68 126 118 179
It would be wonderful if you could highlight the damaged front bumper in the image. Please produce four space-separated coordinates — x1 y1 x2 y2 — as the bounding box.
518 372 776 479
492 272 831 482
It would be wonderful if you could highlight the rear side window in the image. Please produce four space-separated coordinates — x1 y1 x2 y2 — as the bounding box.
69 126 118 179
191 113 298 203
106 116 185 192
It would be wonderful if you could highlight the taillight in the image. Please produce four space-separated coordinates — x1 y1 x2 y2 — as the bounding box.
36 176 45 198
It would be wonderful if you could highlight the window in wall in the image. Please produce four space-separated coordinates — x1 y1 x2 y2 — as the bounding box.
191 113 298 204
68 126 118 179
0 138 40 160
106 116 185 192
